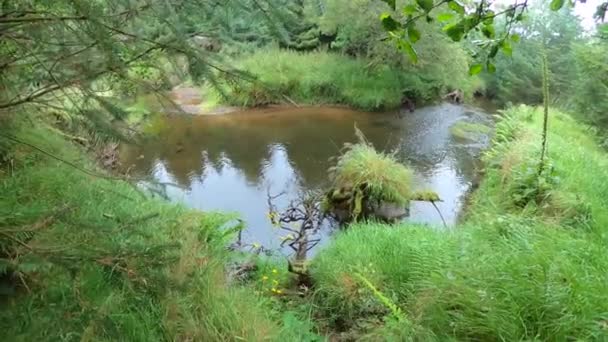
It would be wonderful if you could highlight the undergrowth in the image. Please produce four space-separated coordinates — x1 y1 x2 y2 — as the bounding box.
208 49 480 111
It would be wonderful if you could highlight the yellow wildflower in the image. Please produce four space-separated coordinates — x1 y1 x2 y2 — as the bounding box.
276 289 283 294
272 269 278 274
262 275 268 281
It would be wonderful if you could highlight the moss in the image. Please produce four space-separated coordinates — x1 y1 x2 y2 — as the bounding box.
410 190 441 202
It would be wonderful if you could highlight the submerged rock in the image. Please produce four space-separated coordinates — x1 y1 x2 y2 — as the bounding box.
449 120 492 143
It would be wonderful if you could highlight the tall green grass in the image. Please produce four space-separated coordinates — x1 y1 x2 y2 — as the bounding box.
0 121 297 341
470 105 608 229
309 105 608 340
210 49 480 111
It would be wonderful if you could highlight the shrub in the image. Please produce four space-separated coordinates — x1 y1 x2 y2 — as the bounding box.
210 49 475 111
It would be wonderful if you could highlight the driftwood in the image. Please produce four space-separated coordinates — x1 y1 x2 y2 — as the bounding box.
443 90 464 104
266 189 331 284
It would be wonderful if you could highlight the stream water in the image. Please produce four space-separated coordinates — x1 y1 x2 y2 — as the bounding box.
120 103 493 252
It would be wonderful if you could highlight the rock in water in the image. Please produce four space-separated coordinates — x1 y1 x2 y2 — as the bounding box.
370 201 409 222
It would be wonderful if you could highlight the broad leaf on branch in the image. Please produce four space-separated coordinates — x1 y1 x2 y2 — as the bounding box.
469 63 483 75
448 1 465 15
486 62 496 73
380 0 397 10
550 0 566 11
437 12 455 22
443 21 465 41
416 0 434 12
408 26 421 43
501 40 513 56
381 13 401 31
397 40 418 63
482 24 495 38
403 4 419 15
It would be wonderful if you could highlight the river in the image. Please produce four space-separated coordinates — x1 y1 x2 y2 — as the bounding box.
120 103 493 252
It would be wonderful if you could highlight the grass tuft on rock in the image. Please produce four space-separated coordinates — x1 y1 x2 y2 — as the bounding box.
330 142 413 206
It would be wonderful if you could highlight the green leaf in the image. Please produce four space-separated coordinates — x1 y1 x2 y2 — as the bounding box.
443 22 465 41
501 40 513 56
380 13 401 31
464 14 481 29
398 40 418 63
481 24 495 38
550 0 565 11
437 12 455 22
487 62 496 73
469 64 483 75
510 33 521 42
402 4 418 15
416 0 434 12
408 26 421 43
448 1 465 15
489 45 499 58
483 11 495 24
380 0 396 10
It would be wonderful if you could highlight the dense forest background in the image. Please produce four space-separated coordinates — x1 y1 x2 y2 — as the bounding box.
2 0 607 137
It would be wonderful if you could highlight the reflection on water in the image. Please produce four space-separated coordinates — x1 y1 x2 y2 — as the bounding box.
120 104 491 251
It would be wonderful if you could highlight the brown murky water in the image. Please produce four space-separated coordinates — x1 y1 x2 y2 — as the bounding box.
120 103 492 252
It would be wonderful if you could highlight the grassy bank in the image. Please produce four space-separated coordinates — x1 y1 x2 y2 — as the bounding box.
305 105 608 340
209 49 482 111
0 120 319 341
4 105 607 340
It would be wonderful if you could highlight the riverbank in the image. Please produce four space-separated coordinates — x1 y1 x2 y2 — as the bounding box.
2 104 607 340
203 49 484 112
293 105 608 339
0 119 319 340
